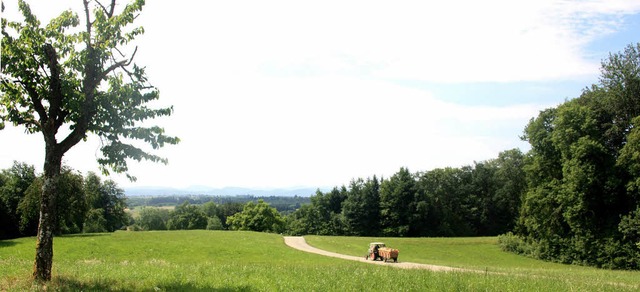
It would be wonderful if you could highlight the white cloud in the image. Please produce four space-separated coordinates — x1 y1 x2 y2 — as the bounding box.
133 0 640 83
115 76 540 188
1 0 638 189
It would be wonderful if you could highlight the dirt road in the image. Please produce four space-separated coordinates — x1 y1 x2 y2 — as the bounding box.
283 236 467 272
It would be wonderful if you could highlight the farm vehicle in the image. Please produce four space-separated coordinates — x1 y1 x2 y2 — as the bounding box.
365 242 399 262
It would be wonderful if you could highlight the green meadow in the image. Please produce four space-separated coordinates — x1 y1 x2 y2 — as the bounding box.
306 236 640 288
1 231 638 291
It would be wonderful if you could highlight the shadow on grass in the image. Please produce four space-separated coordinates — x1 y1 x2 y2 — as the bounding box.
59 233 111 238
159 283 254 291
52 276 255 291
0 240 17 248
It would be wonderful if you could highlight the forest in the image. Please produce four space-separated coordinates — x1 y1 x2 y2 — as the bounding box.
506 44 640 270
0 165 303 235
0 164 129 238
285 150 524 238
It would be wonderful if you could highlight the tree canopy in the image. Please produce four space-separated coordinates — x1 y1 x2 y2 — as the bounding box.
509 43 640 269
0 162 129 238
227 199 285 233
286 150 526 238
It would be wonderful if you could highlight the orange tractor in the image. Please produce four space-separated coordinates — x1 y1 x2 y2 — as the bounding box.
365 242 399 262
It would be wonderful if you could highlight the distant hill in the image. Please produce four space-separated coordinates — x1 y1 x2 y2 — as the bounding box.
124 186 323 197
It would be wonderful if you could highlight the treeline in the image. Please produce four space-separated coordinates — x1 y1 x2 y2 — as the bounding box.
135 199 285 233
127 195 309 213
0 163 129 239
0 162 296 235
134 201 243 231
286 149 525 237
501 43 640 270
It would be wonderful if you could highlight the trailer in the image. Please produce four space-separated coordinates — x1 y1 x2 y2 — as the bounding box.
378 247 399 262
365 242 399 262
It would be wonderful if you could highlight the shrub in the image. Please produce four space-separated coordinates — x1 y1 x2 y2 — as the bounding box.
206 216 223 230
498 232 531 255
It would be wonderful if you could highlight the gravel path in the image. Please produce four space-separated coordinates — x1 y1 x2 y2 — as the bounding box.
283 236 467 272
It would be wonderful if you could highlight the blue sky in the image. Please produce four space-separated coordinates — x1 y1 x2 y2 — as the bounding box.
1 0 640 189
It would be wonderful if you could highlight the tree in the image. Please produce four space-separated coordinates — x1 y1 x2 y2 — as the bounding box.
200 201 224 230
217 202 244 230
286 188 343 236
200 201 219 218
415 167 474 236
515 43 640 269
0 0 178 280
137 207 170 230
342 176 380 236
379 167 416 236
83 208 107 233
17 167 87 236
83 173 128 232
488 149 526 235
227 199 285 233
618 117 640 197
166 201 208 230
285 204 319 235
52 168 86 234
206 216 223 230
0 161 36 239
312 187 347 235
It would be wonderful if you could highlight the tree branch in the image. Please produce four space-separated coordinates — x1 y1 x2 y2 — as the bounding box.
18 79 47 124
83 0 92 47
96 0 117 18
96 0 109 17
99 46 137 81
43 43 63 133
61 0 100 155
58 122 87 154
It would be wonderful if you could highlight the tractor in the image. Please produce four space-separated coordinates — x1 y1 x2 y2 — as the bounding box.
365 242 399 262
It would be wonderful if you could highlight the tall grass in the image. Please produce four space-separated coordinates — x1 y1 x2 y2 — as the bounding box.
305 235 640 289
0 231 637 291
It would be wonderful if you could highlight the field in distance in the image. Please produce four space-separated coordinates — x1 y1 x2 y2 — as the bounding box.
1 231 638 291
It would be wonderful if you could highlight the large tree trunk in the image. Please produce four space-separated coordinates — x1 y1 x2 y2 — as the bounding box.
33 147 62 281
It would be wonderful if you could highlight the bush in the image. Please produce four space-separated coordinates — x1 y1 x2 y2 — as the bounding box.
83 209 107 233
498 232 531 255
206 216 223 230
126 225 143 231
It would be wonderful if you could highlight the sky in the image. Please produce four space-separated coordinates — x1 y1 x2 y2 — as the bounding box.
1 0 640 190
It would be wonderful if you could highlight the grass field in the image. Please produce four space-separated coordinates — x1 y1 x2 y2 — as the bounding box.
305 235 640 289
0 231 638 291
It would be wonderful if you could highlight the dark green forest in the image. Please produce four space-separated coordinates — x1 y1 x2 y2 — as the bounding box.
0 164 129 238
286 149 525 238
506 43 640 269
1 43 639 270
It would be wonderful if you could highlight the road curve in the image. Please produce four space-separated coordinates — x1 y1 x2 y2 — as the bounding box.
283 236 467 272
